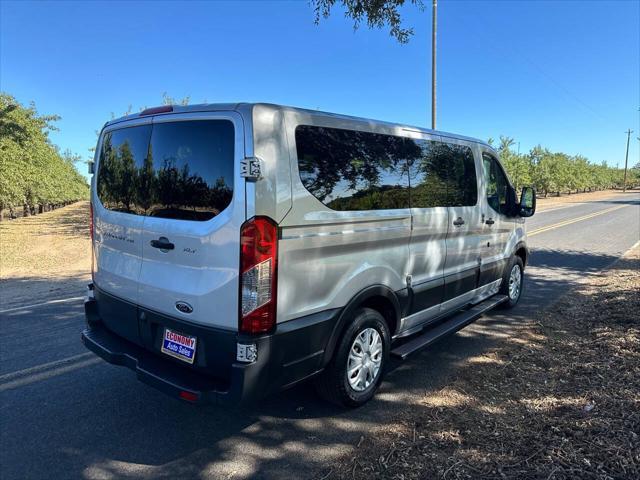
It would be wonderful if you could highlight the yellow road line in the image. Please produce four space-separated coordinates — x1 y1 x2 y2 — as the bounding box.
529 204 629 237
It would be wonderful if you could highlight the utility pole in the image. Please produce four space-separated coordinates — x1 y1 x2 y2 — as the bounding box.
515 142 521 190
623 129 632 192
431 0 437 130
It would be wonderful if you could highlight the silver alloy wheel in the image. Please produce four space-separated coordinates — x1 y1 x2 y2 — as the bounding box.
508 264 522 300
347 327 383 392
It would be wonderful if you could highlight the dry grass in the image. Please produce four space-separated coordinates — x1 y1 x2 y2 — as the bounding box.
536 189 638 211
0 201 91 307
0 201 90 278
329 246 639 480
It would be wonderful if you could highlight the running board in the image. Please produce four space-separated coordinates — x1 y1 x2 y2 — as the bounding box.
390 295 509 360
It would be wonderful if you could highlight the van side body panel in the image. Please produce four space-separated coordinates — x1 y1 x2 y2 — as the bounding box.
250 104 293 223
276 109 412 324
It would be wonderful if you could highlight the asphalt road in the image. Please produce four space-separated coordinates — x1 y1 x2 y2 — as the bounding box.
1 192 639 480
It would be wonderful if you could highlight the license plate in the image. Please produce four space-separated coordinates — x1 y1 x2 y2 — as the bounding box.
161 328 197 364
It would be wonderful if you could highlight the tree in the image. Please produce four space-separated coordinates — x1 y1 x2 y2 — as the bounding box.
311 0 423 44
0 93 88 220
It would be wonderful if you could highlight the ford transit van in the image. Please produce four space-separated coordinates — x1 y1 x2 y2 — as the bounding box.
82 103 536 407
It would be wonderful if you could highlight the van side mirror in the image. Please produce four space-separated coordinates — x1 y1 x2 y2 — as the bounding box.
88 161 95 175
519 186 536 217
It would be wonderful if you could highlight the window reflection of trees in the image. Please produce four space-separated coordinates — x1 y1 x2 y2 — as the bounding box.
297 126 420 211
97 130 232 221
296 126 478 210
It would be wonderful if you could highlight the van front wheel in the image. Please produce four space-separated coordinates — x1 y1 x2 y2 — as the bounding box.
315 308 390 407
498 256 524 309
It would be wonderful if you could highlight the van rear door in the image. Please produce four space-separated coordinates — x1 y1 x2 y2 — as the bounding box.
92 119 152 343
137 112 244 331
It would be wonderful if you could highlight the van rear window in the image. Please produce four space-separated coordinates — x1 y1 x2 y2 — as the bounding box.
97 120 234 221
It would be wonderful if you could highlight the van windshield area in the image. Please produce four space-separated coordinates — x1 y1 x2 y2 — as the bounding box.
96 120 234 221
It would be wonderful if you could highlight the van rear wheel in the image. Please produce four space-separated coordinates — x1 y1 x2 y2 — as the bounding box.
315 308 390 407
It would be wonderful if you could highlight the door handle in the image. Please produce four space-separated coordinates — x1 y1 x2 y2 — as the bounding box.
150 238 175 250
485 218 495 225
452 217 465 227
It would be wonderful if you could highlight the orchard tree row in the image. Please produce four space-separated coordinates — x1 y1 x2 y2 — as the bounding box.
491 136 639 196
0 93 89 220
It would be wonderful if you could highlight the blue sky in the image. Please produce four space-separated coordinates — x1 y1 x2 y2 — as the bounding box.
1 0 639 173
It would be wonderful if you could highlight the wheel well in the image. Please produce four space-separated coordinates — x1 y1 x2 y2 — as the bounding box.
360 295 398 336
515 246 528 267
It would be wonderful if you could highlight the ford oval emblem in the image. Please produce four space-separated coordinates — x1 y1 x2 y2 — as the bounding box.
175 301 193 314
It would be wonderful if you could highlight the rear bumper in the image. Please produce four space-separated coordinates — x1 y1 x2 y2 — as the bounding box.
81 323 263 405
83 286 340 405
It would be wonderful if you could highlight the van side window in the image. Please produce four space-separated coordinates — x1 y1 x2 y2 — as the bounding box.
482 153 509 214
446 143 478 206
409 141 477 208
295 125 414 211
408 140 450 208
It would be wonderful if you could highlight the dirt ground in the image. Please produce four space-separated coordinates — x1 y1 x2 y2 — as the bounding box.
535 189 638 211
328 244 639 480
0 201 91 308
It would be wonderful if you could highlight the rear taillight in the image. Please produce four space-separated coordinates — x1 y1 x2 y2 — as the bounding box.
239 216 278 334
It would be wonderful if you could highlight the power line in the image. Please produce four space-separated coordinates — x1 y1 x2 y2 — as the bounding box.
458 10 610 124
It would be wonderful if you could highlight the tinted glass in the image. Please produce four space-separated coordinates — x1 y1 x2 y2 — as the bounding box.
447 143 478 206
483 153 508 214
295 126 416 211
97 125 152 213
97 120 234 221
409 141 477 208
408 140 451 208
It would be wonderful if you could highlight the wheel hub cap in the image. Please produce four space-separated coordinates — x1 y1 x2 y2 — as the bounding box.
509 265 522 300
347 327 383 392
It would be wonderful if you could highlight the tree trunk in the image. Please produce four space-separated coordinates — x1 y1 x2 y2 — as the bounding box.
0 209 3 221
39 204 44 214
23 204 29 217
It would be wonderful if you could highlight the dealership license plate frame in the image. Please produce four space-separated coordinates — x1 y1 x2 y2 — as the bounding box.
161 328 197 364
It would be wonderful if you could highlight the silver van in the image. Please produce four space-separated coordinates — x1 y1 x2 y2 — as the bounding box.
82 103 536 407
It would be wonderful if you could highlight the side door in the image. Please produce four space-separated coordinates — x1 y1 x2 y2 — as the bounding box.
478 150 516 289
137 112 245 331
442 140 484 309
402 135 449 331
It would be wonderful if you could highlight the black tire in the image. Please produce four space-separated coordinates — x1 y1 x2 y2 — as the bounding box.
314 308 390 407
498 255 524 309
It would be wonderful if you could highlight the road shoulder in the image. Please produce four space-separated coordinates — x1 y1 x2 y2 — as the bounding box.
326 243 639 480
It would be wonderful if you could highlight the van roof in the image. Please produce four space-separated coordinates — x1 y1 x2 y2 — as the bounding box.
104 102 492 149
